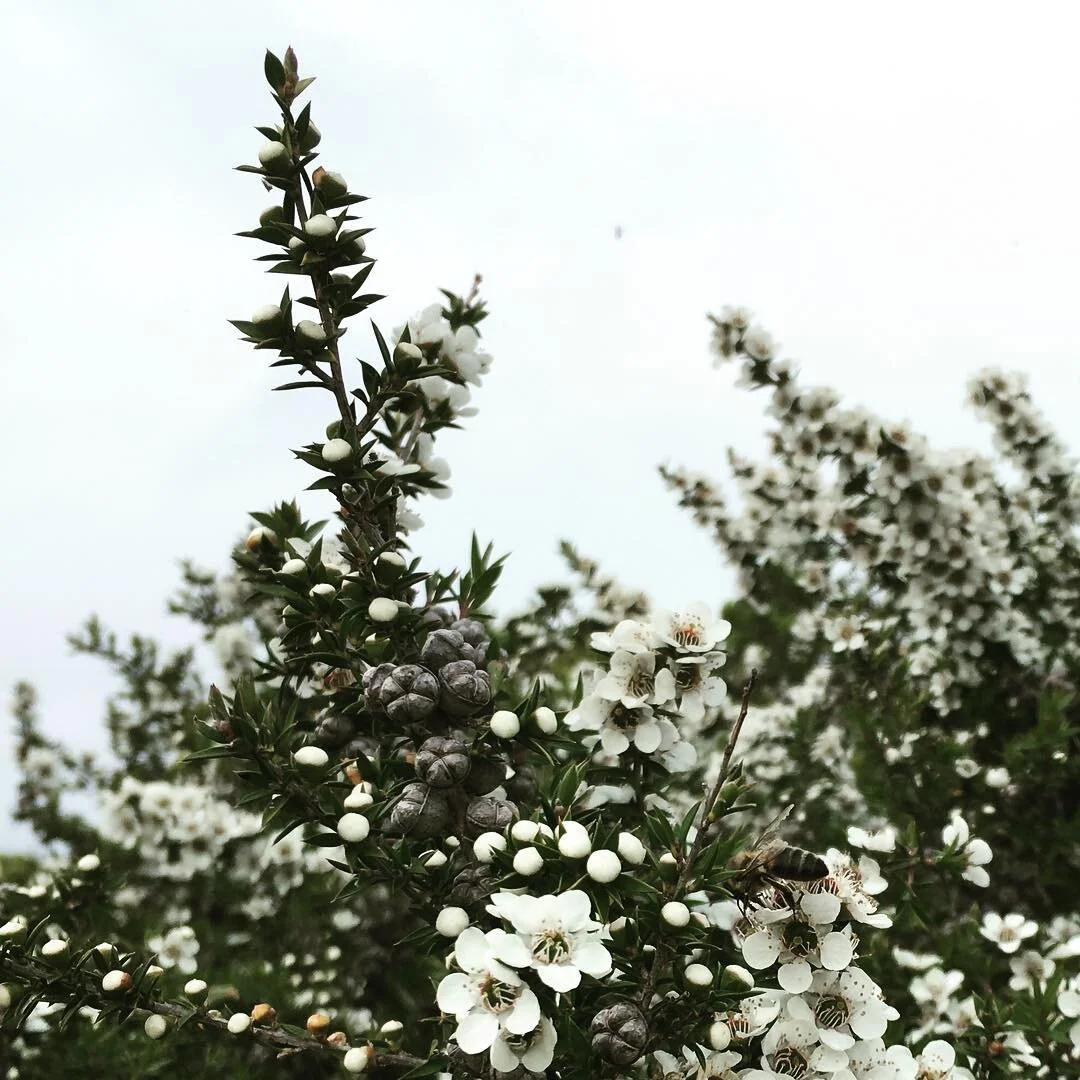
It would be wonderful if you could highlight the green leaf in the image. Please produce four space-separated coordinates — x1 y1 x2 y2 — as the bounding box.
264 50 286 91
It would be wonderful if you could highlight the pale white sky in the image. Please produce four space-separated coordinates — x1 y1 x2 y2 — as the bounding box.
4 1 1079 849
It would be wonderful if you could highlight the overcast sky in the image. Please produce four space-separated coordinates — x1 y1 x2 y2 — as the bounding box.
4 2 1079 851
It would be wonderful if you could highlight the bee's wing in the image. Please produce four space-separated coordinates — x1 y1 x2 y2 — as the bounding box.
751 804 794 849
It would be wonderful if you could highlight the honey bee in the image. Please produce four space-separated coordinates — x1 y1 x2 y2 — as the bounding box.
728 805 828 910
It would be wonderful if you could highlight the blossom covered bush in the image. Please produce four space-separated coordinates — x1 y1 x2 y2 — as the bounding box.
2 47 1079 1080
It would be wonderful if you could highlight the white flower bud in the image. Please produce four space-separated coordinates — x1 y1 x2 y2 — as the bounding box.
617 832 647 865
473 832 507 863
380 1020 403 1038
75 853 100 873
184 978 208 998
227 1013 251 1035
322 438 353 463
532 706 558 734
0 985 10 1008
394 342 423 362
367 597 398 622
343 1045 373 1073
337 813 371 843
0 918 27 939
708 1020 731 1050
257 141 289 169
723 964 755 988
435 907 470 936
557 820 592 859
421 849 448 868
513 847 544 876
661 901 690 927
511 820 541 843
586 849 622 883
377 551 407 569
444 835 461 849
296 319 328 346
41 939 69 959
251 304 283 328
280 558 307 575
489 710 520 739
144 1014 168 1040
102 970 132 993
245 526 275 550
303 214 337 239
293 746 329 769
310 582 336 598
685 963 713 986
344 787 374 810
94 942 115 957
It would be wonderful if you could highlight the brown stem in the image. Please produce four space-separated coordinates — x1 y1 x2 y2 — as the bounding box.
637 670 758 1010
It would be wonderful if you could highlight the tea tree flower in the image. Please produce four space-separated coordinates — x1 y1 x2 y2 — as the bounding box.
649 603 732 654
489 1015 557 1074
487 889 612 992
979 912 1037 954
941 814 992 887
435 927 538 1054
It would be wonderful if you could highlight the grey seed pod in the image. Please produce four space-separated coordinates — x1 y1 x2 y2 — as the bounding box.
362 662 395 718
463 797 518 839
387 782 453 839
449 863 495 906
590 1001 649 1066
380 665 440 724
313 713 355 750
420 628 480 672
438 660 492 717
414 736 471 789
451 618 489 664
420 606 455 631
463 756 506 796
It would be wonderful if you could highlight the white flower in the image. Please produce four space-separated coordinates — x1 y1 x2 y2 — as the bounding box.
489 1015 557 1074
486 890 612 992
673 654 728 723
654 1045 742 1079
889 1039 975 1080
823 849 892 928
596 650 677 709
796 966 898 1047
845 825 897 854
941 814 992 887
590 619 661 654
435 927 538 1055
823 615 866 652
564 695 666 756
1008 949 1054 991
979 912 1037 954
650 603 731 654
741 902 855 991
147 925 200 975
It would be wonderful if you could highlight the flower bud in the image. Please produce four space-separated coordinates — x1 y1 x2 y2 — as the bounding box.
257 140 291 175
0 917 27 939
306 1013 331 1036
343 1045 374 1073
327 1031 348 1049
557 820 592 859
380 1020 403 1045
344 786 374 810
313 168 348 199
293 745 329 770
435 907 470 937
227 1013 251 1035
245 526 276 550
532 706 558 733
708 1020 731 1050
685 963 713 987
513 847 544 876
473 831 507 863
41 939 69 962
658 851 680 880
617 832 647 865
394 342 423 363
251 1003 277 1025
297 319 328 346
280 558 306 575
297 122 321 152
145 965 164 980
184 978 208 998
322 438 353 463
259 205 285 226
421 849 448 868
337 813 371 844
250 304 284 338
144 1014 168 1040
367 597 398 622
0 985 11 1009
102 970 132 993
722 964 755 989
661 901 690 927
587 849 622 883
303 214 337 243
489 710 520 739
